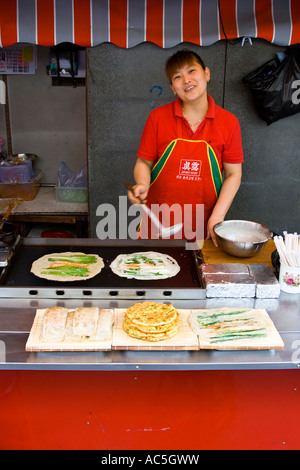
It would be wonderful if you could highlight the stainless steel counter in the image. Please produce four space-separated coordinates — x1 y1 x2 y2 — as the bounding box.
0 294 299 371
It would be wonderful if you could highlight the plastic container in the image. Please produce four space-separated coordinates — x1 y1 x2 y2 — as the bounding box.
0 170 42 200
56 186 88 203
0 160 33 182
279 263 300 293
41 229 75 238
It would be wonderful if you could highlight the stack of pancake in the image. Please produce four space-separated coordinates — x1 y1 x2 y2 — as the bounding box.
123 301 180 342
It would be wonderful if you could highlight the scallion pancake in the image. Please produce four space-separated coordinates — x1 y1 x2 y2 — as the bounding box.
123 317 179 342
122 301 181 342
125 301 178 327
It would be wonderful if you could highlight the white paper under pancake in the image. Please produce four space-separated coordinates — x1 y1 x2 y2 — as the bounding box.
188 307 284 350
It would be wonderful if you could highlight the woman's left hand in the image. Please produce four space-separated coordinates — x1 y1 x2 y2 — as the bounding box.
206 162 242 247
206 215 224 247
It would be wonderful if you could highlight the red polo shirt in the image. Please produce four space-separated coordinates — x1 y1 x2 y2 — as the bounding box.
137 95 244 172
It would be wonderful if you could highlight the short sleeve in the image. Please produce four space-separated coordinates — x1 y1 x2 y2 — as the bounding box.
137 113 158 161
222 119 244 164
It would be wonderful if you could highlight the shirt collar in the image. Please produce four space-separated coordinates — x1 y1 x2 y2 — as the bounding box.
174 94 216 119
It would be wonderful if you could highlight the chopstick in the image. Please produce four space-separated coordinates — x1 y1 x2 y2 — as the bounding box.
0 199 21 231
274 232 300 267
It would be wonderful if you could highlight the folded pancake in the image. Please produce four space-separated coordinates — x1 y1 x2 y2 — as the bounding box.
64 310 85 342
90 309 114 341
73 307 99 337
42 306 69 341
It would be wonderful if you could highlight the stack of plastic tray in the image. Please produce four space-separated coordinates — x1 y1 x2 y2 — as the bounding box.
0 169 42 200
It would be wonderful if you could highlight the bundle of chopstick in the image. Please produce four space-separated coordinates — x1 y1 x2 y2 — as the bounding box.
274 232 300 267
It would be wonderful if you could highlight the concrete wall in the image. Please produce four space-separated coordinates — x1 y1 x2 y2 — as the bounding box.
0 46 87 185
87 39 300 238
1 41 299 237
224 40 300 236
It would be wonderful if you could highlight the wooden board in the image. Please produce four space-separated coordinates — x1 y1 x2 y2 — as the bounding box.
26 305 283 352
112 309 199 351
189 307 284 350
25 308 113 352
201 239 276 268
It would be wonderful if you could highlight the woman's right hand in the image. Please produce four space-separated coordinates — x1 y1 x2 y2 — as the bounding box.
127 184 149 205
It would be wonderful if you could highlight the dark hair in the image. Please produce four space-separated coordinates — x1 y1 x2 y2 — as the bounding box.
165 49 206 83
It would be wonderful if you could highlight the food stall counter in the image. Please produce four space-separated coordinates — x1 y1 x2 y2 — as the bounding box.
0 238 300 450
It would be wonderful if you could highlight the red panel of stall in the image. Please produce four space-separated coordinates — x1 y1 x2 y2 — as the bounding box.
0 370 299 450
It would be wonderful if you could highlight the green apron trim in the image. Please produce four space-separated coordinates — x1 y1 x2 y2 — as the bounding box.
150 140 177 185
207 144 223 196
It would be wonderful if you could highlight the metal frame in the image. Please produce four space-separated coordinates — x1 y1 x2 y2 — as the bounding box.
0 294 299 371
0 237 205 299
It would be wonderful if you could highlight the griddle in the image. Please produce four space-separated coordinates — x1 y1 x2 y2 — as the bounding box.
0 238 205 299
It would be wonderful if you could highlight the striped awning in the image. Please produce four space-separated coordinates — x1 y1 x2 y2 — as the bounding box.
0 0 299 49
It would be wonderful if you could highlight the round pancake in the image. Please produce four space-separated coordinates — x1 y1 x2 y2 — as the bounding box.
31 252 104 282
125 313 180 333
123 317 179 342
110 251 180 280
125 302 178 327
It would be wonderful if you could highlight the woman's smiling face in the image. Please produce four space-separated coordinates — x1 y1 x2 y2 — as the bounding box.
170 61 210 103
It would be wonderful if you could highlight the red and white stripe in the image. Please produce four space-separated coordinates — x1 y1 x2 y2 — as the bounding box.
0 0 299 48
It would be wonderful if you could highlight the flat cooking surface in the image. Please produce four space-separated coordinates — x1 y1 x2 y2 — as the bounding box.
2 243 201 289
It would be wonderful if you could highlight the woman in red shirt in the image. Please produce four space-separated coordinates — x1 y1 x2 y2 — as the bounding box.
128 49 243 245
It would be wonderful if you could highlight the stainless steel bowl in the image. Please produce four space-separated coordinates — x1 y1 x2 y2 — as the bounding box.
213 220 273 258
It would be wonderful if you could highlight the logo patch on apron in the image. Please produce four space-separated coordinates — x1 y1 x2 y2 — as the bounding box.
178 159 202 180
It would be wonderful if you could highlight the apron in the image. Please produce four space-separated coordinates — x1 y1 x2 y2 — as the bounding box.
138 118 223 240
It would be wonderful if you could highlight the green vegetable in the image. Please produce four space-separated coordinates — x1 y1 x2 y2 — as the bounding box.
197 310 251 326
41 266 90 277
124 269 163 277
213 319 256 329
126 255 164 265
210 328 266 343
198 309 250 319
48 255 97 264
199 317 255 327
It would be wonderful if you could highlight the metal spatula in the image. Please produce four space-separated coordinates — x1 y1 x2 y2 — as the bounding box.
125 182 183 238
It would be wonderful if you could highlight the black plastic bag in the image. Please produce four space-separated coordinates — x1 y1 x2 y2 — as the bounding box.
243 44 300 125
